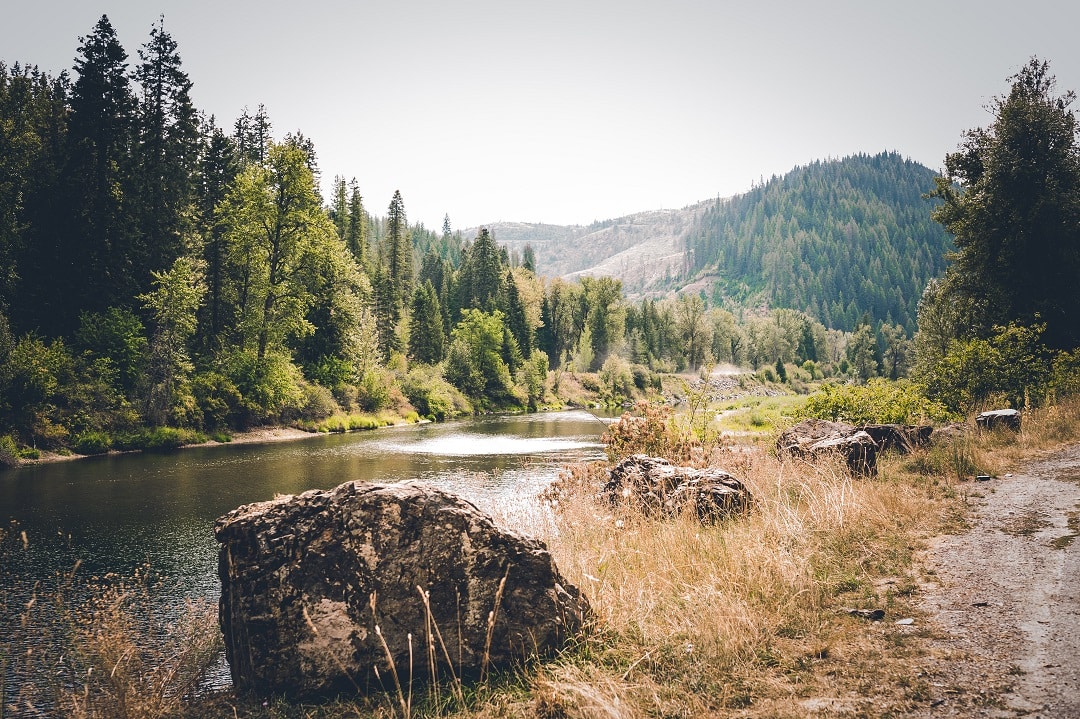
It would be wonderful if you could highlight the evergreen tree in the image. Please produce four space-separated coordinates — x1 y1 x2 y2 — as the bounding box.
371 263 400 360
0 62 68 333
522 243 536 273
196 116 238 351
233 104 271 166
408 281 445 365
61 14 138 329
344 179 367 266
386 189 412 307
134 16 200 283
503 270 531 358
329 175 348 238
930 58 1080 349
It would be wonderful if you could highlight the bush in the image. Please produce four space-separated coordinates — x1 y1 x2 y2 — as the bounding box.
73 431 112 455
599 356 634 404
298 381 339 422
356 368 391 412
401 365 467 421
602 400 696 464
800 378 954 425
191 371 243 430
0 434 18 467
223 351 305 422
917 321 1055 414
114 427 204 452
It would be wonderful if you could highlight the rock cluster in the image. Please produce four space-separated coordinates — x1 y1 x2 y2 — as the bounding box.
215 480 589 697
601 454 752 523
776 419 879 475
777 419 935 476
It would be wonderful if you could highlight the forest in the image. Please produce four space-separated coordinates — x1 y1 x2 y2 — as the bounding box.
1 17 1079 462
0 15 904 458
685 152 954 333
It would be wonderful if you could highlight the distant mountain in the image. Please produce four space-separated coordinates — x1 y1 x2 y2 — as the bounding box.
686 152 952 332
469 152 953 333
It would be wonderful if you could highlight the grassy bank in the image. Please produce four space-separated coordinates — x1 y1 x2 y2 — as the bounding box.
6 397 1080 718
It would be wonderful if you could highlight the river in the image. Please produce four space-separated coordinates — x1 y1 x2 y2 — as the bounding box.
0 410 609 705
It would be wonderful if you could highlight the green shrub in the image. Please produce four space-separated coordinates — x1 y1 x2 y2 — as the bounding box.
114 427 204 452
0 434 18 467
223 351 304 422
599 356 634 404
357 368 391 413
73 431 112 455
800 378 953 425
400 365 464 421
191 371 243 430
298 382 339 422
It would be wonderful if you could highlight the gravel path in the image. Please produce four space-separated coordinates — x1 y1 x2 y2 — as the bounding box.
915 444 1080 718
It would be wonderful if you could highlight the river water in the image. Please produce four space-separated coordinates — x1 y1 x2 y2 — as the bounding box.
0 410 608 704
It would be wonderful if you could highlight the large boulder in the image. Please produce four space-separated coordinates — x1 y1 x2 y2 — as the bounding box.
858 424 933 455
601 455 751 523
777 419 878 476
215 480 590 697
776 419 857 455
976 408 1021 431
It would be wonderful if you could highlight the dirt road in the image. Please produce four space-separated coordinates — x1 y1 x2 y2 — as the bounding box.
915 444 1080 717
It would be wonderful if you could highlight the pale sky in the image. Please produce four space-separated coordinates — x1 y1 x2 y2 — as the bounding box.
4 1 1080 230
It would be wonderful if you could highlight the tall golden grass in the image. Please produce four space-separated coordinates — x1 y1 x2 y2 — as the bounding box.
7 396 1080 718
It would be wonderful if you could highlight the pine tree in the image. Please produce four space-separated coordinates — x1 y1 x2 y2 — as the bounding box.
345 179 367 266
61 14 138 328
134 16 200 283
522 243 536 273
196 116 238 351
329 175 348 239
504 270 531 358
386 190 412 308
408 281 445 365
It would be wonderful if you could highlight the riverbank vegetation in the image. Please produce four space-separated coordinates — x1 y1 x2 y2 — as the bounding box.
3 7 1080 717
8 393 1080 718
1 16 943 462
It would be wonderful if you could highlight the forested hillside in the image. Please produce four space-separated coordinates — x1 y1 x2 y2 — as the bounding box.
686 152 953 332
0 14 984 458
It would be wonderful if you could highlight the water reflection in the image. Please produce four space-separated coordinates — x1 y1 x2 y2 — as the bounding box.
0 410 608 660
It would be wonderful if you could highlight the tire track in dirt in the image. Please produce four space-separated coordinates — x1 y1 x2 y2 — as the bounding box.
914 444 1080 718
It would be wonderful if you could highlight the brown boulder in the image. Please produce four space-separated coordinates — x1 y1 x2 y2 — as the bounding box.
602 455 751 523
215 480 589 697
858 424 933 454
777 420 878 476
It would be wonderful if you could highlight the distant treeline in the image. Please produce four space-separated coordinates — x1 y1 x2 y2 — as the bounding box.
0 16 929 457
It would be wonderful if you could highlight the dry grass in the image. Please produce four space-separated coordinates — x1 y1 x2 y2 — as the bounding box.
524 446 956 717
12 396 1080 718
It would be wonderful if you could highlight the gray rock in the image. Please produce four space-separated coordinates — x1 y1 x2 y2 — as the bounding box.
776 419 857 456
602 455 751 523
858 424 933 454
215 480 589 697
777 419 878 476
976 408 1021 431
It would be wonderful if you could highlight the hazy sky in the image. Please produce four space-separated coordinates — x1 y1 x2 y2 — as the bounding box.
4 1 1080 230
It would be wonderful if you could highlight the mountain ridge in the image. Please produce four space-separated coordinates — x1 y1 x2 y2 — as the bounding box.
466 152 953 332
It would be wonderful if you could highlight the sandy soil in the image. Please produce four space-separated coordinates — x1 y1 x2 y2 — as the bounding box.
912 444 1080 717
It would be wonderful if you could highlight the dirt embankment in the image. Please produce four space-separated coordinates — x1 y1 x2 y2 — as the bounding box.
913 444 1080 717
